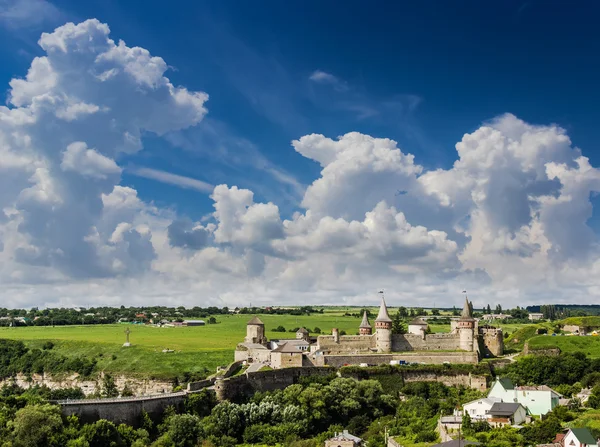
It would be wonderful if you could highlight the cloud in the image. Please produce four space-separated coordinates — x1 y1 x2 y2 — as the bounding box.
309 70 349 92
129 167 213 193
0 18 208 282
0 0 60 28
3 18 600 309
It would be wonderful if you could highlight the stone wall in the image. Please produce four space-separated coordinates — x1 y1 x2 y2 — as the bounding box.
391 333 462 352
214 367 334 401
322 351 479 367
59 392 186 426
523 343 561 356
0 372 173 397
186 378 215 392
480 327 504 357
317 334 375 354
341 367 488 391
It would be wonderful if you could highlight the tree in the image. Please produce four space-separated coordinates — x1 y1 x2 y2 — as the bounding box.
313 327 321 334
81 419 125 447
208 317 217 324
495 304 502 314
101 374 119 398
11 404 64 447
166 414 201 447
431 309 440 316
185 389 217 417
121 383 134 397
486 304 492 314
392 311 407 334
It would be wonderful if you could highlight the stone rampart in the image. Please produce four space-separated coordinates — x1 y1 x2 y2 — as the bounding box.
340 366 488 391
323 351 478 367
214 367 334 401
317 334 375 354
57 392 187 426
391 333 462 351
186 378 215 392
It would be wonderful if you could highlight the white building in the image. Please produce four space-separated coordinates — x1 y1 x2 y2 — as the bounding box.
463 397 502 420
408 318 429 335
528 313 544 321
562 428 599 447
488 377 560 416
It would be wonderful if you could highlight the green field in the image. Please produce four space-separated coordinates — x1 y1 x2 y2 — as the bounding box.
527 334 600 358
0 312 370 380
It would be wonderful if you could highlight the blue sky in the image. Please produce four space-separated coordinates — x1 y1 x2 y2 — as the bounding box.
1 0 600 308
4 0 599 220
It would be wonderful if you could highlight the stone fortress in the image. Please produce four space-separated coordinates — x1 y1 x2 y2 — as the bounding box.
235 296 504 368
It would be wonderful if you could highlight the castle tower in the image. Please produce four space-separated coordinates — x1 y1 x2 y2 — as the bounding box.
359 311 372 335
457 297 475 351
245 316 267 345
375 295 392 352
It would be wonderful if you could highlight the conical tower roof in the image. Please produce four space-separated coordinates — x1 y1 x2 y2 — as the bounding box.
247 316 264 325
359 311 371 328
459 297 474 321
375 296 392 323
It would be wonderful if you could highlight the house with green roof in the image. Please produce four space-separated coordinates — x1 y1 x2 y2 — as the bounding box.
563 428 598 447
488 377 560 416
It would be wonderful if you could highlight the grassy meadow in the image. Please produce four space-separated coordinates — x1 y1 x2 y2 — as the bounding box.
0 312 370 380
0 309 532 380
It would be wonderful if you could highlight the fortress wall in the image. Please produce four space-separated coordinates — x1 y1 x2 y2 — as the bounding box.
317 334 375 353
339 366 487 391
323 351 478 367
391 333 462 351
186 378 215 392
214 367 333 401
480 329 504 357
59 392 186 426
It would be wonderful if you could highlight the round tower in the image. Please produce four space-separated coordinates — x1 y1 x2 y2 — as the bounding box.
245 316 266 345
359 311 372 335
457 297 475 351
375 294 392 352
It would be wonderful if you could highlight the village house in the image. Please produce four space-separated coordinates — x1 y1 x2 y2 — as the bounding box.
537 428 599 447
486 402 527 427
488 377 560 416
463 397 502 420
325 430 362 446
528 313 544 321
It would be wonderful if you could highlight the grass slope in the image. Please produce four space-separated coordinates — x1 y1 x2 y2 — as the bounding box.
560 316 600 327
528 334 600 358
